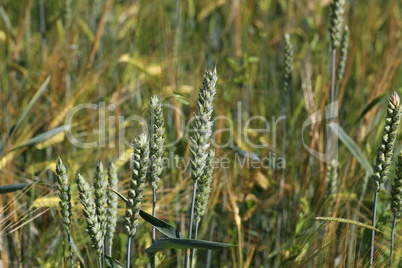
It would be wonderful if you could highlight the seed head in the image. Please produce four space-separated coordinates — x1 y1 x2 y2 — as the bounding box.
125 133 150 237
372 93 401 189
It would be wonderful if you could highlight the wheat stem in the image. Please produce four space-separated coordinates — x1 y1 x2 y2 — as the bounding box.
370 93 401 268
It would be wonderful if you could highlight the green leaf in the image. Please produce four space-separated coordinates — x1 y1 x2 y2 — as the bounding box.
108 187 184 238
12 124 70 150
105 254 125 268
247 56 260 63
330 124 373 174
357 94 386 122
0 183 31 194
145 238 236 254
139 209 184 239
174 94 190 105
11 77 50 136
226 57 240 72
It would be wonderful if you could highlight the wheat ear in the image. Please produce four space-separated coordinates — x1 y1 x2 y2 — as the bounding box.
187 69 217 268
76 173 104 266
56 158 73 265
105 163 118 255
390 150 402 266
125 133 150 268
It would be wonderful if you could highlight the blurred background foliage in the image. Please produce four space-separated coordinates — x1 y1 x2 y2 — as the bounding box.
0 0 402 267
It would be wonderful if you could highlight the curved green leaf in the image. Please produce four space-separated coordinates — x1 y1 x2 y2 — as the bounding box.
12 124 70 150
330 124 373 174
108 187 183 238
145 238 236 254
357 94 385 122
0 183 31 194
139 209 183 239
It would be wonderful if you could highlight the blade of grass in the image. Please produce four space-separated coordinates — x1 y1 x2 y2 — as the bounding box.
0 183 32 194
11 124 70 150
10 76 50 137
145 238 236 254
329 124 373 173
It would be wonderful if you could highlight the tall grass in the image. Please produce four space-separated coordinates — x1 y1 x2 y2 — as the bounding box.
1 0 402 267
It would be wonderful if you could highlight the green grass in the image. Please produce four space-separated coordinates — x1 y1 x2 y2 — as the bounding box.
1 0 402 267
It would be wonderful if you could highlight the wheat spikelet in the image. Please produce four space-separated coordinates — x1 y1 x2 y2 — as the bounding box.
76 173 103 257
94 162 106 240
329 0 345 49
282 34 293 95
125 134 150 237
326 159 339 198
337 25 349 83
148 95 165 190
106 163 118 251
372 93 401 189
190 69 217 184
56 158 72 232
391 151 402 217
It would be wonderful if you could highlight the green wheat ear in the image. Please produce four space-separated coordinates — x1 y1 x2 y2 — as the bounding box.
390 150 402 265
391 150 402 217
190 68 217 185
336 25 349 84
76 173 103 257
56 157 73 264
329 0 346 49
106 163 118 254
94 162 106 241
326 159 339 199
282 33 293 95
148 95 165 190
56 158 72 234
125 133 150 237
372 93 401 189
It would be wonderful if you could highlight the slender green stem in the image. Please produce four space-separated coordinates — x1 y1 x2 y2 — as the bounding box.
152 189 157 241
127 237 132 268
66 229 73 267
370 189 379 268
150 189 157 268
328 48 338 157
189 222 200 268
390 216 397 267
185 179 198 268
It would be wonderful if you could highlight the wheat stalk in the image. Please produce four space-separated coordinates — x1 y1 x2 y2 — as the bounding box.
147 95 165 267
187 69 217 268
125 133 150 267
76 173 104 266
327 0 346 190
370 92 401 267
276 33 294 249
